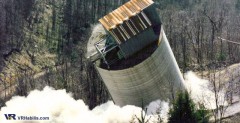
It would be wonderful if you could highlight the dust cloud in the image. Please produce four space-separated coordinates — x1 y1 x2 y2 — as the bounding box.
0 87 167 123
0 71 226 123
184 71 227 109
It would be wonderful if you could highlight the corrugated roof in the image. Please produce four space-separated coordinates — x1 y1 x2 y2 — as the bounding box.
99 0 154 31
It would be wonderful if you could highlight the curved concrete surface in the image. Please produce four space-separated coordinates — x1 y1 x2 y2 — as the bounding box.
95 29 185 107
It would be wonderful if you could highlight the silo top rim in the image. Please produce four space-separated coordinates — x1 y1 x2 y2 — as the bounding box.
99 0 154 31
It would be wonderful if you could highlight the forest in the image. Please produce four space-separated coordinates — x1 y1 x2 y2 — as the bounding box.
1 0 240 122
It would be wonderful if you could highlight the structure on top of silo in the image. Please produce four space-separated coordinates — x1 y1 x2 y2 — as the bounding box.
87 0 185 107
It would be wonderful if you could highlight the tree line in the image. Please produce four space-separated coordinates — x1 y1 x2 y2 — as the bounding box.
1 0 240 111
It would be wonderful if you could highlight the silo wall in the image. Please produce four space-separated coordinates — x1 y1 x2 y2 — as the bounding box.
96 30 185 107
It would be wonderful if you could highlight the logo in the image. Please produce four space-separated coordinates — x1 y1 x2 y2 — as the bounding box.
4 114 16 120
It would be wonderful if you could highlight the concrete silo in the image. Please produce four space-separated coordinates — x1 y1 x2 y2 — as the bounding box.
86 0 185 107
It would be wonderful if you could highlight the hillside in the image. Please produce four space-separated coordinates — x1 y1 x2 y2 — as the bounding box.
1 0 240 116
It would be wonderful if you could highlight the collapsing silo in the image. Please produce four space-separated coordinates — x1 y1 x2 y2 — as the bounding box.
87 0 185 107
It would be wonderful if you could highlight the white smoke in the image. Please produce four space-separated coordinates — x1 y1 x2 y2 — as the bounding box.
0 71 229 123
0 87 169 123
184 71 227 109
146 100 169 122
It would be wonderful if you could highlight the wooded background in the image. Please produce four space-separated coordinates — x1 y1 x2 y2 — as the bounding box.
1 0 240 109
